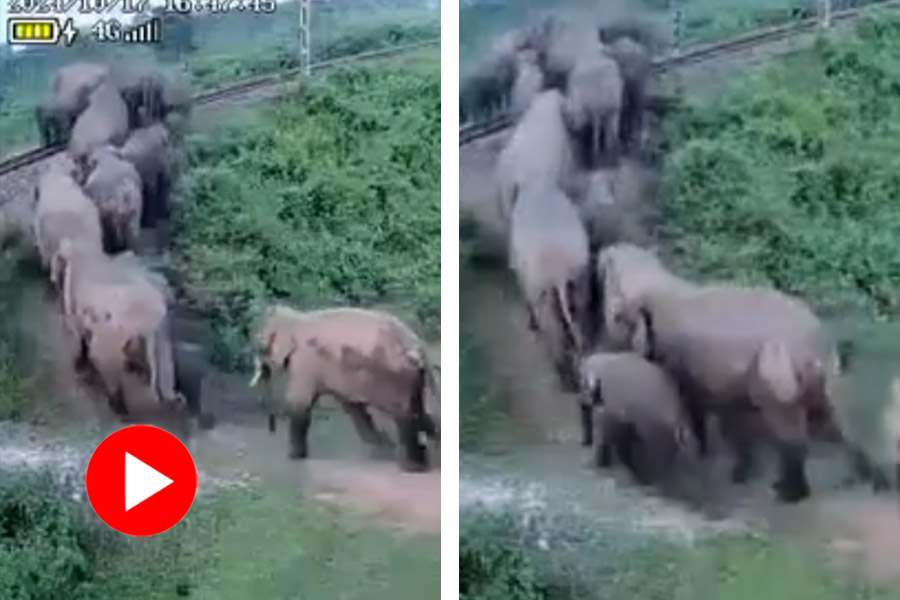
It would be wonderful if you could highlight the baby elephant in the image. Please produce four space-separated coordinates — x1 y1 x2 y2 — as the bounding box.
579 352 697 486
83 145 143 253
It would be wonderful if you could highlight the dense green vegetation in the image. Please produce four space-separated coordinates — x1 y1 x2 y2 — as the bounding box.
0 469 438 600
663 15 900 319
0 225 31 421
174 50 439 368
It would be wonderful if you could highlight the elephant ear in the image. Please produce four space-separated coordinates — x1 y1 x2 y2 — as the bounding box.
751 339 800 406
266 328 297 369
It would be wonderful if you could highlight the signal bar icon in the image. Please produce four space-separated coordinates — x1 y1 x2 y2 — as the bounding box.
7 17 77 46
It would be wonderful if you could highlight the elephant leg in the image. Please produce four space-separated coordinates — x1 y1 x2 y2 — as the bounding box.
287 396 318 460
580 401 594 447
605 112 621 165
341 402 394 452
593 410 615 468
525 303 539 332
73 334 92 374
684 399 709 457
772 441 811 503
720 408 759 484
396 415 428 472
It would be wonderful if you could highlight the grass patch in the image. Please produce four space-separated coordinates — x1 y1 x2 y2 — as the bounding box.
459 505 900 600
173 51 439 369
0 225 33 421
662 14 900 319
0 467 438 600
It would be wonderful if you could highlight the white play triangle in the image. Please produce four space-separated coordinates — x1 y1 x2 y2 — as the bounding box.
125 452 174 511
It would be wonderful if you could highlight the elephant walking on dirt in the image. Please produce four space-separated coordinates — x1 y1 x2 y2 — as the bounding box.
35 62 109 146
54 239 186 417
579 351 698 486
83 145 143 253
33 159 104 288
249 305 441 472
565 47 623 168
495 89 575 227
622 283 844 503
67 81 130 175
509 181 592 392
607 37 652 152
118 123 173 235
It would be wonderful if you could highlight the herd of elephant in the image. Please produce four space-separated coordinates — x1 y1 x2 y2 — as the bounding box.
474 15 900 505
461 11 653 168
26 61 441 473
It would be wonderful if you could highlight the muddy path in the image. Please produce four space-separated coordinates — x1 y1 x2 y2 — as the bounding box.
458 129 900 583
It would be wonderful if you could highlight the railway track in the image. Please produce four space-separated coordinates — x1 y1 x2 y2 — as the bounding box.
0 38 440 180
458 0 900 146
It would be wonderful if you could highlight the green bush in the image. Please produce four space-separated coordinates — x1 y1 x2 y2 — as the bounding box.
174 52 440 368
0 470 91 600
663 14 900 318
0 226 30 420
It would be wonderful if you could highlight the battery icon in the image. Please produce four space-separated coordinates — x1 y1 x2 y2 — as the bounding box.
7 17 77 46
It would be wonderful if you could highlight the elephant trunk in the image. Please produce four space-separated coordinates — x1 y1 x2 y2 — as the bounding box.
148 314 181 406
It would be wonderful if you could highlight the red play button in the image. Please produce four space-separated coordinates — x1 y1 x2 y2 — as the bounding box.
85 425 198 537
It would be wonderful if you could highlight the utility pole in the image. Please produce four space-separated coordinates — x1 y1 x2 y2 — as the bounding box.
818 0 832 29
300 0 312 76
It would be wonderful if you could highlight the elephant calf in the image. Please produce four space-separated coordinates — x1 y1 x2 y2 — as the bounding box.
249 305 441 472
83 146 143 253
509 180 591 391
579 351 697 486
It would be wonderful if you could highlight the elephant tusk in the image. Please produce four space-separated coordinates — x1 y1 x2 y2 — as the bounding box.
249 357 263 388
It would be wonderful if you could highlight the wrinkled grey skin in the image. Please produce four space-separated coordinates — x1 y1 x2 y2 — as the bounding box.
579 351 697 486
537 15 599 89
496 89 575 227
67 81 129 177
36 62 109 146
83 145 143 253
510 49 545 119
565 47 623 168
118 123 173 233
625 284 842 503
110 62 167 129
607 37 652 152
509 180 592 391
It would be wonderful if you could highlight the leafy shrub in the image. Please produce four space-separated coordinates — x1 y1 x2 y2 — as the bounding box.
0 225 31 420
175 53 440 368
0 470 91 600
663 14 900 318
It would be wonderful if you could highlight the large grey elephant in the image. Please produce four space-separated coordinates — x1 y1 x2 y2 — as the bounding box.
537 15 599 89
622 283 843 503
579 351 697 486
32 159 104 288
495 89 576 227
118 123 173 237
83 145 143 253
54 238 186 417
565 46 623 168
67 81 129 176
35 62 109 146
249 305 441 472
607 37 652 152
109 62 167 129
459 34 521 122
510 49 545 119
509 180 592 391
